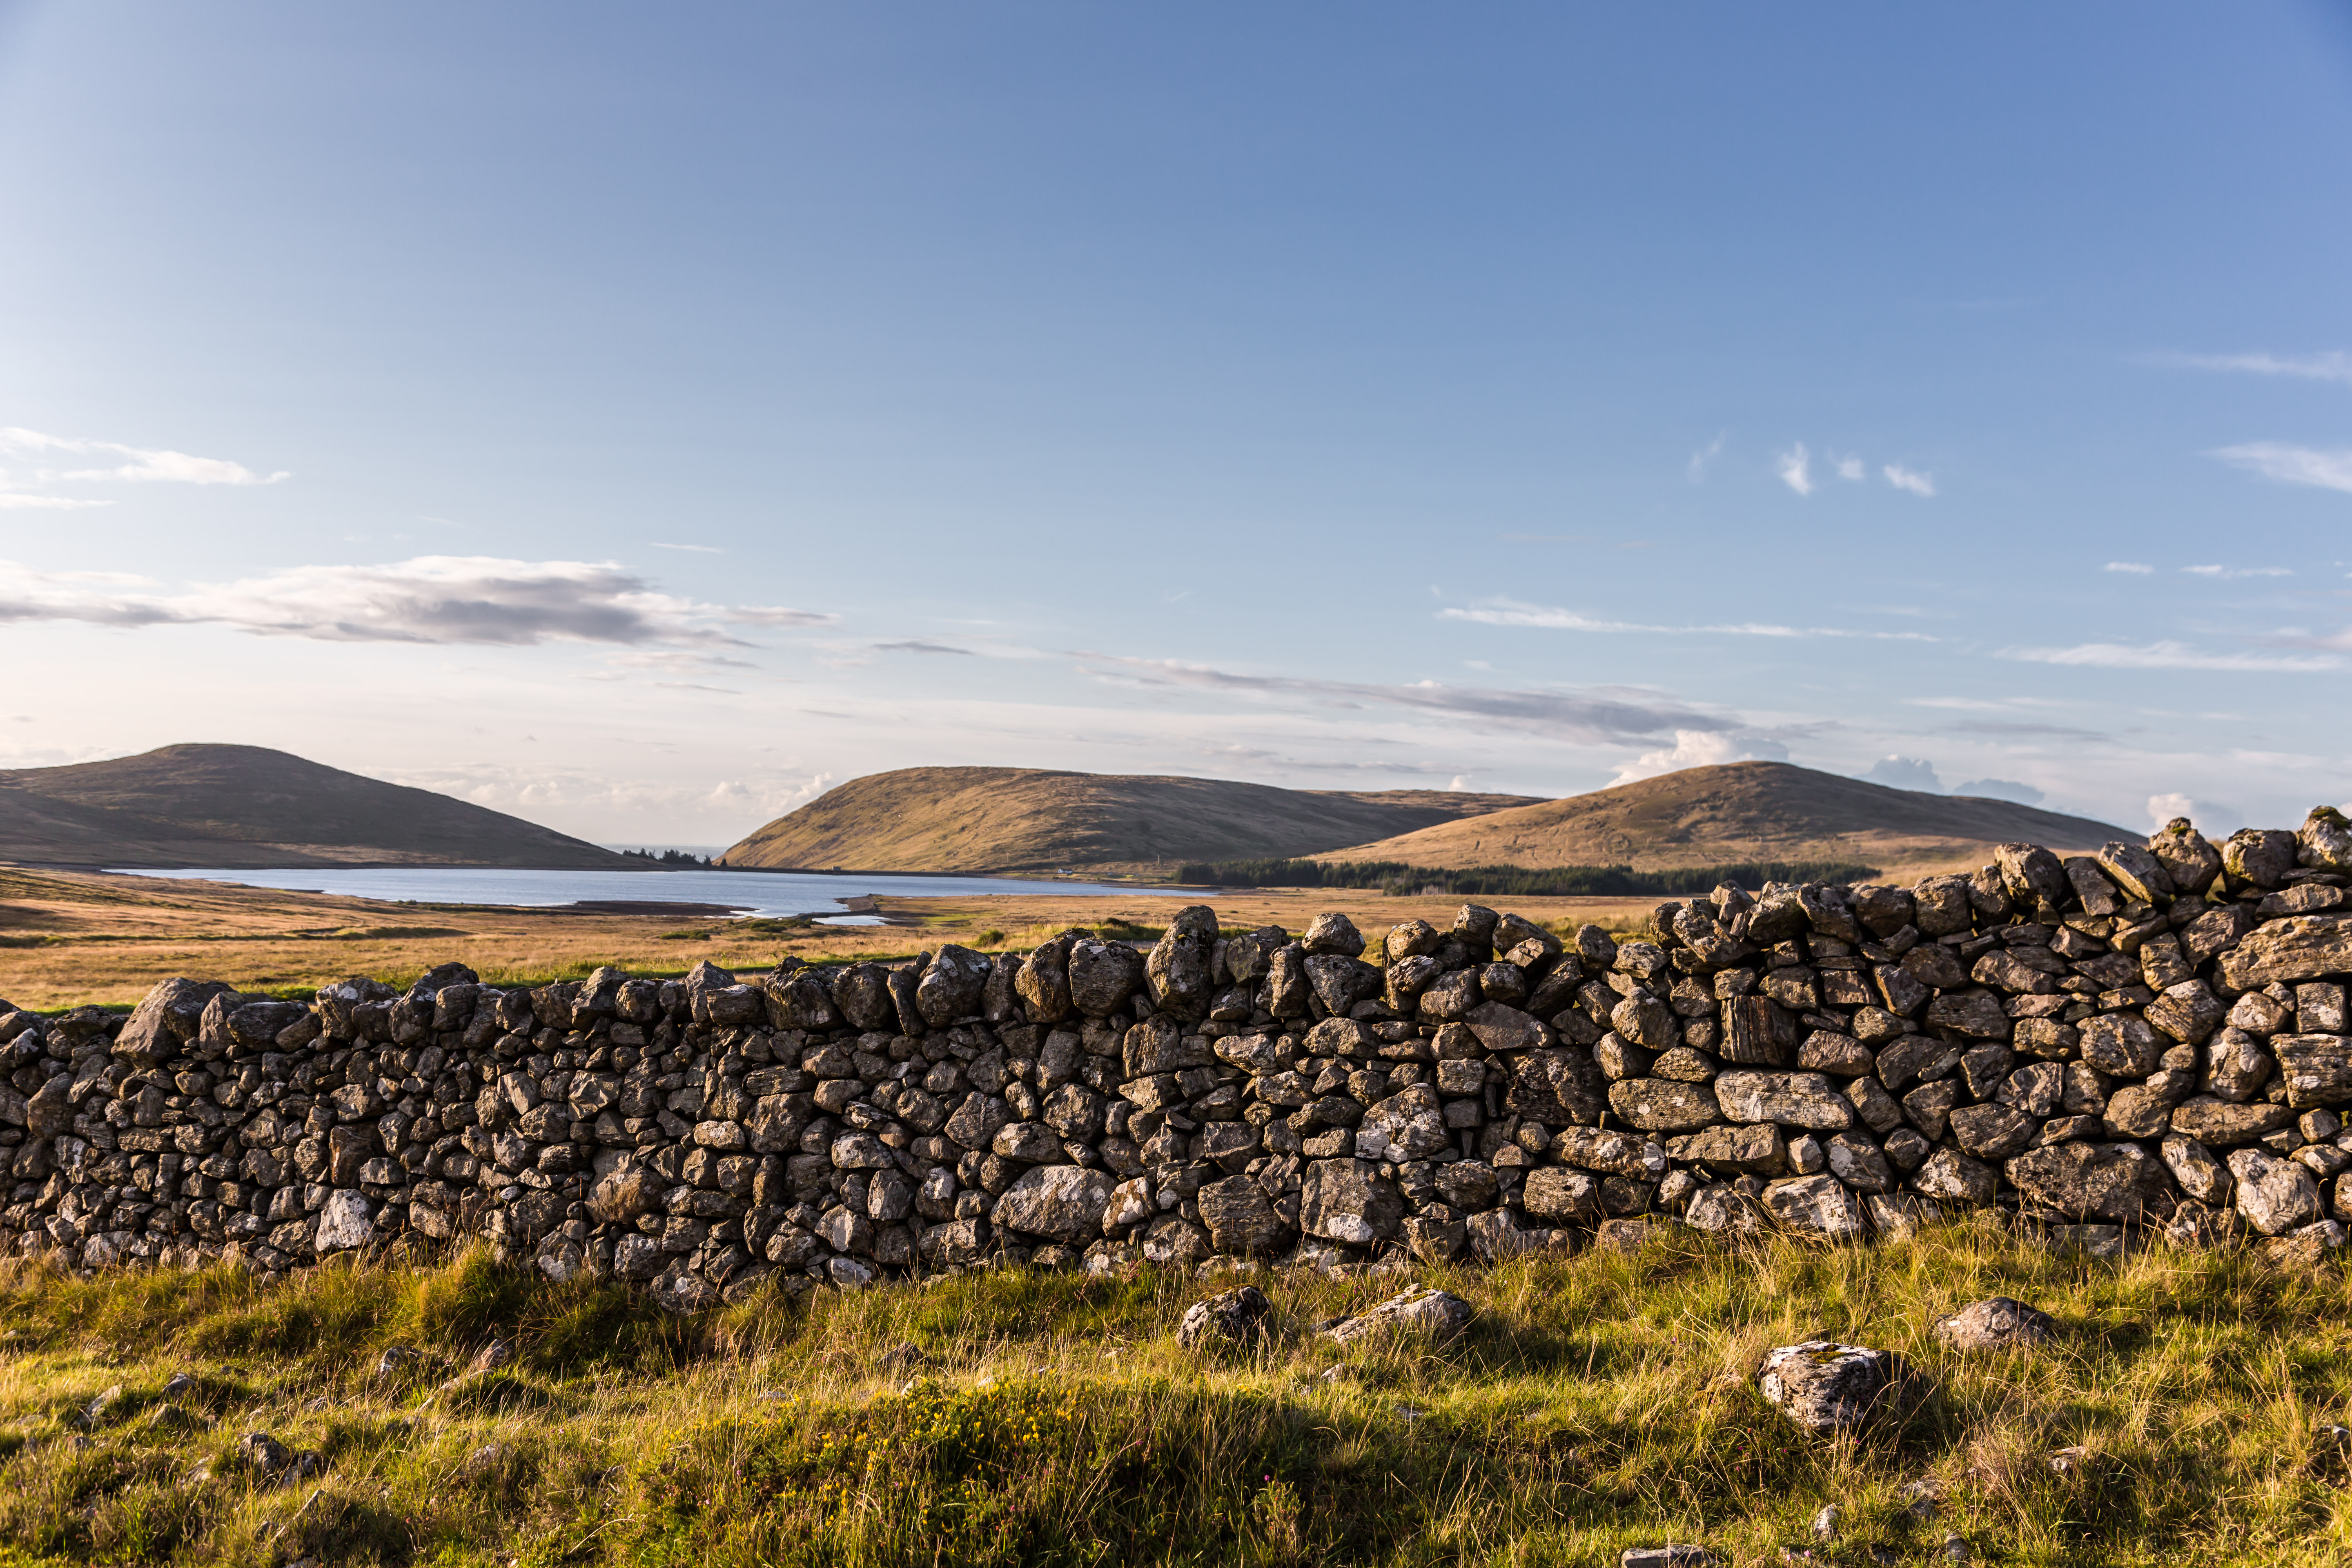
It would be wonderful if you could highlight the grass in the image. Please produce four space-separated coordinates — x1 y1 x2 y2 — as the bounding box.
2 1219 2350 1566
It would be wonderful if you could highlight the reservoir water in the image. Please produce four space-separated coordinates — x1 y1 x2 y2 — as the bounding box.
113 866 1192 925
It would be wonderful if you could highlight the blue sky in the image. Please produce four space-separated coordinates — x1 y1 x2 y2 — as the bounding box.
1 2 2348 846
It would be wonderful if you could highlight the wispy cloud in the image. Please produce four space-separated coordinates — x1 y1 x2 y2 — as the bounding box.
2165 351 2352 386
1686 432 1726 483
873 639 975 656
2183 564 2292 579
1076 653 1732 744
650 542 725 555
0 555 838 646
2209 442 2352 494
0 426 289 487
1775 443 1813 496
2002 639 2342 673
1439 599 1936 641
1834 454 1865 482
1882 463 1936 497
2104 561 2154 575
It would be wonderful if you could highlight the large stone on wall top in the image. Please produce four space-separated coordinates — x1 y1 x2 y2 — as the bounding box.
915 944 992 1027
115 977 235 1065
1067 939 1146 1016
991 1164 1114 1243
2219 915 2352 990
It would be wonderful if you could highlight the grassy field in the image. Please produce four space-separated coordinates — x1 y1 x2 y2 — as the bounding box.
0 867 1664 1009
1 1219 2348 1566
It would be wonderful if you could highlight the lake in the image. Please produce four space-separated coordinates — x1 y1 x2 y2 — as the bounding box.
114 866 1194 925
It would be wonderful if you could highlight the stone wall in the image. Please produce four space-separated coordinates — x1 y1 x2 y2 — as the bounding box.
6 811 2352 1305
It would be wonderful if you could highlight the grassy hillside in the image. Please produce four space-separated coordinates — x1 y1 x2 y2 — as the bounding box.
719 767 1542 873
0 744 628 870
1 1221 2346 1567
1321 761 2137 876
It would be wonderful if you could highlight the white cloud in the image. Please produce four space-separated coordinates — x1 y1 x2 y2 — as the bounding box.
1834 454 1865 482
1686 432 1726 482
2146 791 2242 835
2168 351 2352 386
1776 443 1813 496
728 604 840 628
2003 639 2342 673
0 555 839 646
1858 755 1942 792
1078 653 1732 745
2182 564 2292 579
650 542 724 555
1447 774 1474 791
2209 443 2352 494
1882 463 1936 497
0 426 288 488
0 493 112 510
1951 777 2045 806
1439 599 1935 641
2104 561 2154 574
1608 729 1789 786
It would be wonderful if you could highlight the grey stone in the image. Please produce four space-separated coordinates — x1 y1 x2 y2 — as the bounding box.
1521 1165 1601 1223
1933 1296 2057 1352
1197 1175 1292 1256
1715 1071 1853 1131
2274 1035 2352 1108
2226 1147 2321 1235
1179 1285 1273 1350
2219 915 2352 990
2005 1141 2172 1223
991 1165 1115 1243
1762 1174 1866 1241
1326 1284 1474 1347
1067 939 1146 1016
1910 1149 1999 1206
1607 1078 1722 1132
1758 1340 1921 1431
1301 1158 1404 1245
312 1190 373 1253
2169 1097 2292 1147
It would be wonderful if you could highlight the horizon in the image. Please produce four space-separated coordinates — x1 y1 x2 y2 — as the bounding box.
3 3 2349 843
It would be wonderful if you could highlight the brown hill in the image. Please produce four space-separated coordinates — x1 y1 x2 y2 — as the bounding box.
1319 761 2136 875
719 767 1544 873
0 744 630 869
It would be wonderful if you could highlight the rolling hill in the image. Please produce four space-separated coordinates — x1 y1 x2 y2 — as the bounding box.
1316 761 2138 875
718 767 1544 873
0 744 631 869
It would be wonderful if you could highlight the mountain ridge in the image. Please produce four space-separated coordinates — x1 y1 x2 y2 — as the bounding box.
719 766 1544 873
0 744 630 869
1315 760 2138 874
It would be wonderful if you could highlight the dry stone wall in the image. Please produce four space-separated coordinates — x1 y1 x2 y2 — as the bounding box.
7 811 2352 1304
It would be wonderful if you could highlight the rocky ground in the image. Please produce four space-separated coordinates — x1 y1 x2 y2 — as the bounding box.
2 1219 2350 1566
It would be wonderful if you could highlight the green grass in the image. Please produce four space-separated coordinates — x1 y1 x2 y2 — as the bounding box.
2 1219 2349 1566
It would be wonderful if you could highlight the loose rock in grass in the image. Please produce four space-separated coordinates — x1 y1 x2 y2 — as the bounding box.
1620 1546 1719 1568
1757 1341 1924 1432
1325 1285 1474 1348
1933 1296 2058 1352
1178 1285 1273 1350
